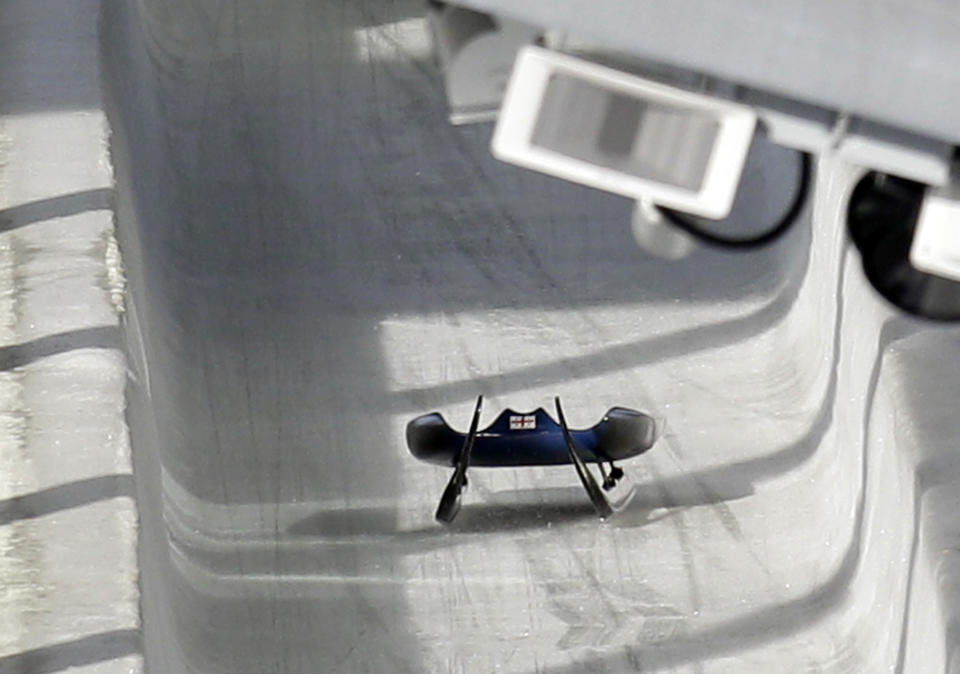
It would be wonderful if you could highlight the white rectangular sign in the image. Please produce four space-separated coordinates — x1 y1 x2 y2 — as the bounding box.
911 186 960 282
492 46 757 219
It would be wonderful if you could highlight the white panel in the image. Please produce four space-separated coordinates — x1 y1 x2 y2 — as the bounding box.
492 46 756 218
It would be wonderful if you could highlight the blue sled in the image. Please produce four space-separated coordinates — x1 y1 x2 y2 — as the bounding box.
406 396 658 523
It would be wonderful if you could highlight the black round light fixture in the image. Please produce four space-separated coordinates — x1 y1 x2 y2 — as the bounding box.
847 171 960 321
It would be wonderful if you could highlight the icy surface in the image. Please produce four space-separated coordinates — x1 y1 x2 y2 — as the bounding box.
99 1 960 672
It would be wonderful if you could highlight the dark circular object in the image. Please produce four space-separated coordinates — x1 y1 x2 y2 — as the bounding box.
847 171 960 321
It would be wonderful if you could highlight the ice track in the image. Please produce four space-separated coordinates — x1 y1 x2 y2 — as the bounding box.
100 1 960 672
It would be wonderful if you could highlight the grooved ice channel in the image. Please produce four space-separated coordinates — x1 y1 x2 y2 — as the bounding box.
101 1 960 672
